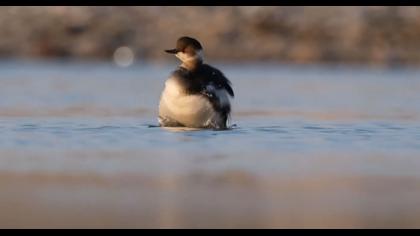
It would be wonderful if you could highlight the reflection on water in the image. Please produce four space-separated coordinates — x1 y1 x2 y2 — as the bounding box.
1 60 420 228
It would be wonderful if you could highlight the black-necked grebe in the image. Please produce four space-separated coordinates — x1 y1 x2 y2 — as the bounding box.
158 36 234 129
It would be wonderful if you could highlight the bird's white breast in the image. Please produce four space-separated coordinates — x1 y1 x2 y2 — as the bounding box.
159 76 222 128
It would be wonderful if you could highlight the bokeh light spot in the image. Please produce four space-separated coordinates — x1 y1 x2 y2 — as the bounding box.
113 46 134 67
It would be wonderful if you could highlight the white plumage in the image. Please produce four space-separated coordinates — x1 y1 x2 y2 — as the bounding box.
158 76 225 128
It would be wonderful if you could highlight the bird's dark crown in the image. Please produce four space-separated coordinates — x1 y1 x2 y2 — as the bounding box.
165 36 203 54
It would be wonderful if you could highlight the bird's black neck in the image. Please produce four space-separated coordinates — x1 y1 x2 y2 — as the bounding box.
181 59 203 72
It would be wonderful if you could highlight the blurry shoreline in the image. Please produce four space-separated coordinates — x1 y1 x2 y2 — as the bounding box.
1 6 420 67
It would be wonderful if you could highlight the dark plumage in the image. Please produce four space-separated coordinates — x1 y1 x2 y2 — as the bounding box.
171 64 234 123
165 36 203 54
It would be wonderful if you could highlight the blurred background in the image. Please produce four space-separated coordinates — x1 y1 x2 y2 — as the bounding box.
1 6 420 66
1 6 420 228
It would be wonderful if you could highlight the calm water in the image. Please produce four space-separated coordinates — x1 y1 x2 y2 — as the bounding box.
1 60 420 228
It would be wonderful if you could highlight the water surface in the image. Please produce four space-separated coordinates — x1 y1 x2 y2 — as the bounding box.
1 60 420 228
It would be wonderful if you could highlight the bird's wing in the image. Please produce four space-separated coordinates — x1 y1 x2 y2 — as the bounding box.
207 65 234 97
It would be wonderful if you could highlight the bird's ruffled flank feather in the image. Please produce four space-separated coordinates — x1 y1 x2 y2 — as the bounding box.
202 64 234 98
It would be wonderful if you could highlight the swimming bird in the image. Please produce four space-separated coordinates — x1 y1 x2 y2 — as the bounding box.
158 36 234 130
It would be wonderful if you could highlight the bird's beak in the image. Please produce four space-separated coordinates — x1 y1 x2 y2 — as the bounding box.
164 49 179 54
